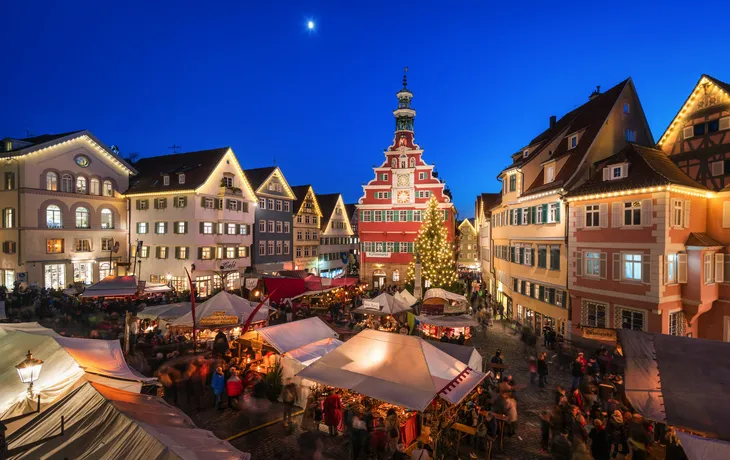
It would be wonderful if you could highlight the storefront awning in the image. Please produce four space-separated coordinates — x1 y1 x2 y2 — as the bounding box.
416 314 479 328
81 275 138 297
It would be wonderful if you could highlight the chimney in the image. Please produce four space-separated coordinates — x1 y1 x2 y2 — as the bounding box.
589 85 601 101
4 140 11 152
549 115 556 129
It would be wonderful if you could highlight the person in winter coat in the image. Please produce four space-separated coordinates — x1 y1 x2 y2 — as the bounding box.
589 419 611 460
528 357 538 385
323 391 343 436
213 330 229 357
551 429 572 460
371 417 389 459
571 357 584 390
226 370 244 409
665 426 688 460
571 439 592 460
570 388 584 412
538 352 549 387
504 394 518 436
211 367 226 410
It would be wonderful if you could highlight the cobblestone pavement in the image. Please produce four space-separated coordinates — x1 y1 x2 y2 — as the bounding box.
228 320 572 459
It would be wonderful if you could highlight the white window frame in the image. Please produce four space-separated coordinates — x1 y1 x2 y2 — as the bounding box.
258 197 266 209
569 135 578 149
585 204 600 227
666 253 678 285
623 253 643 281
548 203 558 223
671 199 684 228
203 222 213 234
614 305 646 331
163 175 170 186
545 165 555 183
581 300 608 328
623 201 641 227
258 241 266 256
585 251 601 277
704 253 714 284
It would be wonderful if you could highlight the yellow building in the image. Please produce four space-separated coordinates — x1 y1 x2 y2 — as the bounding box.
457 218 479 270
489 78 654 336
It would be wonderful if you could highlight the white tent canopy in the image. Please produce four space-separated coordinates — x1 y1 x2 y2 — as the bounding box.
8 381 248 459
353 293 411 317
430 341 483 372
296 329 485 411
81 275 138 297
424 288 467 303
144 283 174 293
246 317 338 354
397 289 418 307
281 337 344 406
170 291 270 328
138 303 193 321
416 314 479 328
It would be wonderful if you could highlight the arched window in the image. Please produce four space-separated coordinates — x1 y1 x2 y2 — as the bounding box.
409 158 415 167
102 180 113 197
392 270 400 282
400 159 406 168
61 174 73 192
46 172 58 191
391 158 397 168
75 207 90 228
99 262 112 279
100 208 114 229
76 176 87 194
90 178 100 195
46 205 62 228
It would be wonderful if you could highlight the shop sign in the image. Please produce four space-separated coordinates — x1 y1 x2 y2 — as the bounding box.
366 252 391 258
244 278 259 289
362 300 380 310
199 310 239 326
220 261 237 270
582 327 617 342
444 302 466 314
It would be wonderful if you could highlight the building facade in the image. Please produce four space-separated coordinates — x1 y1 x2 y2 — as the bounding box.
490 78 653 336
457 218 478 270
474 193 500 295
125 147 256 296
243 167 295 274
0 131 135 289
357 73 455 288
290 185 322 274
317 193 354 278
345 203 360 277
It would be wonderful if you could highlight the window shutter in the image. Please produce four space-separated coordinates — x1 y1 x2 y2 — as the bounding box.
613 253 621 281
136 200 141 210
684 200 691 229
183 222 188 234
517 209 523 225
576 251 583 276
407 210 412 221
715 253 724 283
2 209 6 229
154 199 159 210
712 161 724 176
620 164 628 178
198 247 203 259
393 211 399 222
509 209 514 224
599 203 608 228
641 199 652 227
542 204 548 223
683 126 694 139
172 198 178 208
678 253 688 283
612 202 622 227
723 202 730 228
136 223 141 233
155 246 161 258
530 248 535 266
602 168 610 180
642 254 651 283
575 207 584 229
600 252 607 279
199 222 204 234
218 199 224 210
201 197 207 207
539 285 545 300
173 222 179 234
175 247 180 259
181 197 187 207
555 203 561 223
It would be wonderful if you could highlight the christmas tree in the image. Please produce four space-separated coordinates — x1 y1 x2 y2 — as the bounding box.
407 196 458 289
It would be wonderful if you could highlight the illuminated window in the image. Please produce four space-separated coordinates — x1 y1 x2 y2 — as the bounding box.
76 207 90 229
46 205 62 228
46 172 58 191
100 209 114 229
46 239 64 254
103 180 114 196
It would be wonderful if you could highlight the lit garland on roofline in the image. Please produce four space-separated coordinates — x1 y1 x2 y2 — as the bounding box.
406 196 458 289
565 184 713 202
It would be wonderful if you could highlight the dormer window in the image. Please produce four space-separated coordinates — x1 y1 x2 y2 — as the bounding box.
545 164 555 183
178 173 185 184
222 176 233 188
625 129 636 142
603 163 628 181
163 175 170 186
623 103 630 114
569 135 578 150
409 158 415 167
523 149 529 158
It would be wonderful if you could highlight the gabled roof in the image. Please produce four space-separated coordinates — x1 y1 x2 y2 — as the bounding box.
480 193 501 214
316 193 342 224
345 203 358 220
0 130 137 174
243 166 297 199
518 79 633 197
657 74 730 147
686 232 723 248
566 143 708 198
126 147 230 194
290 185 322 216
458 218 476 233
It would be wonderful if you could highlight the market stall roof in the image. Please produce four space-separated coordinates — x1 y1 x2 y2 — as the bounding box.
424 288 467 303
0 325 155 420
138 303 193 321
144 283 173 293
0 321 60 337
396 289 419 307
291 288 337 299
303 275 358 292
352 293 411 317
618 329 730 459
248 317 338 354
263 276 307 302
429 342 483 372
8 381 249 459
80 275 138 297
283 337 343 366
296 329 485 411
170 291 270 328
415 314 479 328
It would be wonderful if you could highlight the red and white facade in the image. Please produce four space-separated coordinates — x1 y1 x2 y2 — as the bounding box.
357 74 455 288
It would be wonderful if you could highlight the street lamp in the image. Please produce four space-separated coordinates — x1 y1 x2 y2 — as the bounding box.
166 272 172 287
15 350 43 396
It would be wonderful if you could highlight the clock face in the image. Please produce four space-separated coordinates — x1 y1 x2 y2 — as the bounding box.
397 174 409 187
397 190 410 204
75 155 90 168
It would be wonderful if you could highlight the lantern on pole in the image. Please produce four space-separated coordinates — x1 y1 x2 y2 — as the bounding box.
15 350 44 395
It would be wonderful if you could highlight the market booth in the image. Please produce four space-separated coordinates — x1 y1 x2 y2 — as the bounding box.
429 341 484 372
137 302 192 333
394 289 418 308
170 291 270 347
7 380 249 459
297 329 486 453
80 275 139 297
416 314 479 342
618 329 730 460
421 288 468 315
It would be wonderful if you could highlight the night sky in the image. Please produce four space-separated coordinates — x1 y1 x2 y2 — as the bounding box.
3 1 729 217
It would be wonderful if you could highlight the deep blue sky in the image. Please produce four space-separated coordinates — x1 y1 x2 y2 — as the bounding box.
3 1 729 217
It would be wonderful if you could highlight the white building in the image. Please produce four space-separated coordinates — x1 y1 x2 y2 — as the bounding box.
0 131 135 289
290 185 322 274
125 147 256 296
316 193 355 278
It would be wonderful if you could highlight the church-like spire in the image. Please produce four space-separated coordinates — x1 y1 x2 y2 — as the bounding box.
389 67 417 150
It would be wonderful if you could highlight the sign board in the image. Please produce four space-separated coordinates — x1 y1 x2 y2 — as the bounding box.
444 302 467 314
244 278 259 289
199 310 239 326
366 252 391 258
220 261 237 270
17 272 27 282
321 277 332 287
582 327 617 342
362 300 380 310
137 281 146 292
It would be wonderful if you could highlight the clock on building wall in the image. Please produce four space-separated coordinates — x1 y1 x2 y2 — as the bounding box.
397 174 410 187
75 155 90 168
397 190 410 204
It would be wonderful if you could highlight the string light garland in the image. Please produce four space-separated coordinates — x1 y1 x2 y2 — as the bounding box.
406 196 458 289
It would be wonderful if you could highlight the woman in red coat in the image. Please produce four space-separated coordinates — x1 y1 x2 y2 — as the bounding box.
323 391 342 436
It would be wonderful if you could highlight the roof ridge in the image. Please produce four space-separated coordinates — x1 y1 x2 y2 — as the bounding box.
135 146 230 162
631 144 706 189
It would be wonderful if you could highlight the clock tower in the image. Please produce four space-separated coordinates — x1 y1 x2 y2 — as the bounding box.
356 69 455 289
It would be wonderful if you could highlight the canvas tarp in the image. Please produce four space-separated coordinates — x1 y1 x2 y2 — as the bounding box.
424 289 467 303
415 314 479 328
138 303 193 321
618 329 730 460
170 291 269 328
429 341 483 372
397 290 418 307
262 277 307 302
281 337 343 406
8 381 248 459
296 329 485 411
144 283 173 293
81 275 139 297
353 293 411 317
247 317 338 354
